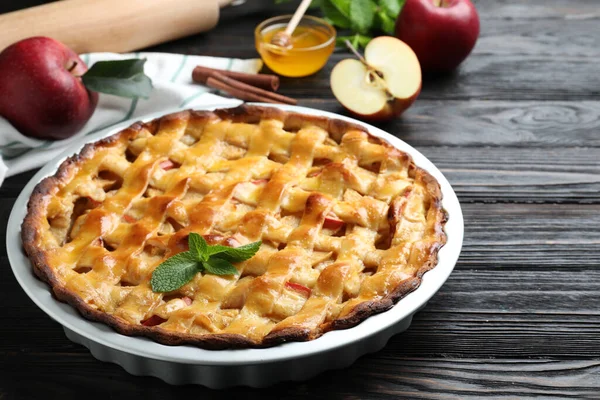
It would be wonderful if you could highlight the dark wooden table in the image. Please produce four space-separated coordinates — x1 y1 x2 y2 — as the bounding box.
2 0 600 398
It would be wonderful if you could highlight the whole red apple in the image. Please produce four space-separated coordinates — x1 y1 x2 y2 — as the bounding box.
395 0 480 73
0 37 98 140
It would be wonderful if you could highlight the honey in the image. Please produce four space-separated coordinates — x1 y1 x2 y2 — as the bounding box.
255 18 335 78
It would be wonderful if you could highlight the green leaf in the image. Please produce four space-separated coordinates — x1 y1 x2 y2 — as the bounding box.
150 252 200 293
321 0 352 29
203 258 239 276
188 232 208 261
150 236 261 292
376 9 396 34
379 0 405 18
357 34 373 47
207 241 262 262
335 36 347 46
309 0 323 9
329 0 351 17
349 0 376 34
82 58 153 99
336 34 372 48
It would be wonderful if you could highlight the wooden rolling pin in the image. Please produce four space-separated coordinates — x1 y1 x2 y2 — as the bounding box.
0 0 233 53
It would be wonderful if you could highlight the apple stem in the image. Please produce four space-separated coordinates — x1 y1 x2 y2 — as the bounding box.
67 61 78 73
344 40 394 100
344 40 369 66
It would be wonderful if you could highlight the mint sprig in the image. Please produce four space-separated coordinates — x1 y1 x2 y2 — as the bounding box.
276 0 406 48
150 233 261 293
82 58 153 99
350 0 376 34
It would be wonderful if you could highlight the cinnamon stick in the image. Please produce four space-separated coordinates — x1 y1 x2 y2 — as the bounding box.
211 72 297 105
206 77 294 105
192 65 279 91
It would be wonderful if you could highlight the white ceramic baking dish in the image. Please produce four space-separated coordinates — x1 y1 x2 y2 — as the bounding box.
7 104 463 388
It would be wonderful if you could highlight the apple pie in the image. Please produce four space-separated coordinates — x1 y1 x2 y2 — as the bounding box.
22 105 447 349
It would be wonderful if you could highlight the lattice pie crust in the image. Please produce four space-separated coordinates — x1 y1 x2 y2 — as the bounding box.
22 106 447 349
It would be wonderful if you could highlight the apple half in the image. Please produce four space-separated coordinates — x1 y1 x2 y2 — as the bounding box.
330 36 422 122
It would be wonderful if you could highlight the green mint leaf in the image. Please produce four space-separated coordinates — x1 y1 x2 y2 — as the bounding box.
82 58 153 99
376 9 396 34
349 0 376 34
203 258 239 276
188 232 208 261
309 0 323 9
357 34 373 47
207 241 262 263
322 0 352 29
336 35 355 47
336 34 372 48
150 252 200 293
329 0 351 16
150 235 261 292
379 0 405 18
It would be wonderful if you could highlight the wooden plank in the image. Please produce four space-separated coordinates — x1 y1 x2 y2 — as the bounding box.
312 358 600 399
459 203 600 267
298 100 600 148
425 269 600 315
474 0 600 20
1 353 599 398
476 20 600 57
389 268 600 359
422 147 600 203
425 54 600 101
277 53 600 101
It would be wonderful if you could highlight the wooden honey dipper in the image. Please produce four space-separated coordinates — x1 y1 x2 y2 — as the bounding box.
270 0 313 49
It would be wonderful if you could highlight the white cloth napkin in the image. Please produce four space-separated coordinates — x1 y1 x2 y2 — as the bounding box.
0 52 261 185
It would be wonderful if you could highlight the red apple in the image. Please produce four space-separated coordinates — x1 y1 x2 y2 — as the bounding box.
285 281 312 298
330 36 422 122
123 214 137 223
323 215 345 231
0 37 98 140
395 0 480 72
141 315 167 327
159 160 177 170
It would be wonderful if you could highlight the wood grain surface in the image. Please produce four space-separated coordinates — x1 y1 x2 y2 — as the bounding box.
1 0 599 398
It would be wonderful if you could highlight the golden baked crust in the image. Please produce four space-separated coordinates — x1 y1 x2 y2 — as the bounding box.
22 105 447 349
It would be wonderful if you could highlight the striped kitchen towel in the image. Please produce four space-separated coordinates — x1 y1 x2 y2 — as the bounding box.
0 52 261 185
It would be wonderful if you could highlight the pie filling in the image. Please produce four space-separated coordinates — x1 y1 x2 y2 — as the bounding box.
22 106 447 349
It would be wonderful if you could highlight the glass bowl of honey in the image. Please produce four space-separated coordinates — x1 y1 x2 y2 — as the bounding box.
255 15 336 77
